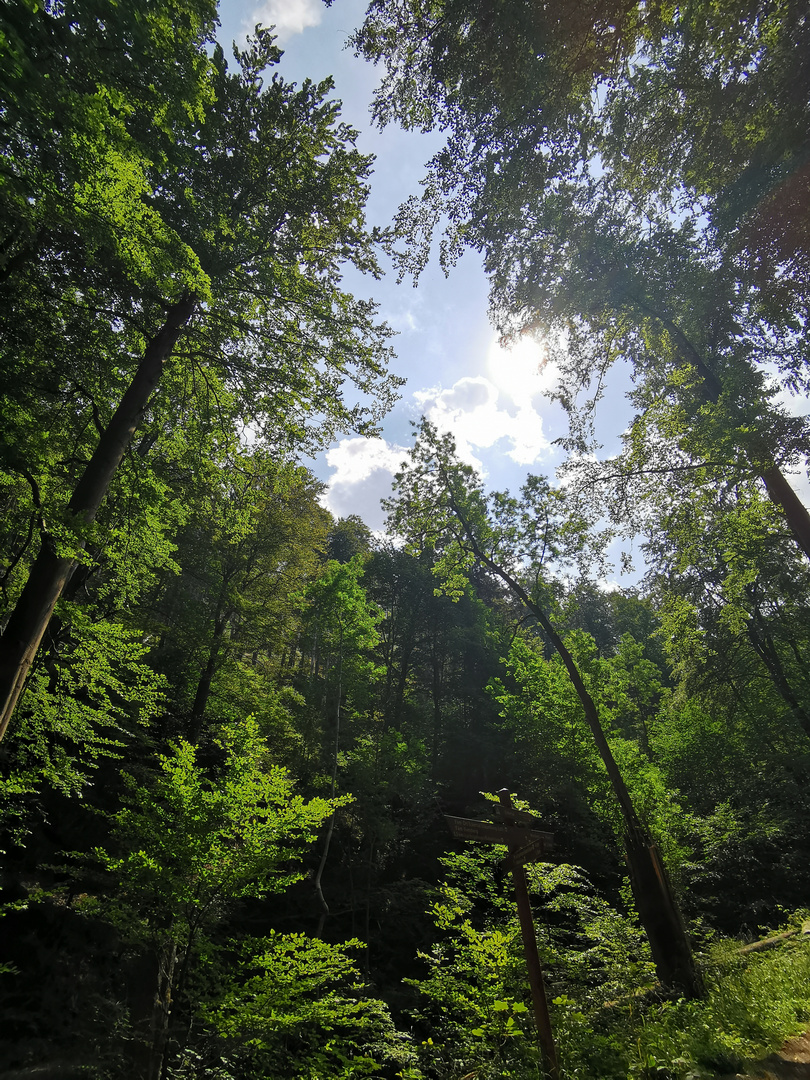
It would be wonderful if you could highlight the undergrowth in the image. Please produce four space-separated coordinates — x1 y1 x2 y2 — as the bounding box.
557 913 810 1080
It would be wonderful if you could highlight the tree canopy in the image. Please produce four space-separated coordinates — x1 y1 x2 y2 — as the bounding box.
2 3 810 1078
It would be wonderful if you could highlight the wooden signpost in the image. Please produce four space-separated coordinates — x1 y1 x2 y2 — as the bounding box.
445 789 559 1080
445 817 555 850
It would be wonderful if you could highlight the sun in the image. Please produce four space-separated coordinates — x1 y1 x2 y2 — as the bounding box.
486 332 556 403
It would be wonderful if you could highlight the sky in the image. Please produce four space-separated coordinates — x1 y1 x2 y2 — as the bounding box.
214 0 595 529
214 0 808 579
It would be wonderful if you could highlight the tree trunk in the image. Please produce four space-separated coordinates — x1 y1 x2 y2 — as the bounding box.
462 526 703 997
392 639 414 729
624 832 700 996
533 609 703 995
637 299 810 563
761 465 810 562
147 938 178 1080
190 599 230 735
314 641 342 937
430 636 444 772
0 293 196 742
747 611 810 737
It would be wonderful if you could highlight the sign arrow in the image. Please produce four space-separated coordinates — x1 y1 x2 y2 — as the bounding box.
500 836 550 872
445 815 554 849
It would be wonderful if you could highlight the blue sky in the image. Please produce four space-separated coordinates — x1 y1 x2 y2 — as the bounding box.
213 0 606 533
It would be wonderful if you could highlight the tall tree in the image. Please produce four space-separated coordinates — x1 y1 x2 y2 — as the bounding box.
351 0 810 558
0 22 399 740
148 453 330 735
298 556 382 935
387 420 702 996
88 716 345 1079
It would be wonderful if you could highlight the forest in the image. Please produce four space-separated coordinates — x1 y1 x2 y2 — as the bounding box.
1 1 809 1078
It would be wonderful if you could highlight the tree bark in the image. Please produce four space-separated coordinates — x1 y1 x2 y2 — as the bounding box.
392 639 415 729
761 465 810 561
0 293 196 742
747 610 810 737
430 628 444 772
314 640 342 938
190 576 233 736
189 615 226 737
147 938 178 1080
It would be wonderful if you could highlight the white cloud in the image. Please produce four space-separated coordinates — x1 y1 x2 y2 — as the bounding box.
414 372 552 472
321 437 408 532
324 436 406 487
318 332 561 530
244 0 322 43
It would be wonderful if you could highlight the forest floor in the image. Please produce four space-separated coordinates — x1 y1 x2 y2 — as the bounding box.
725 1030 810 1080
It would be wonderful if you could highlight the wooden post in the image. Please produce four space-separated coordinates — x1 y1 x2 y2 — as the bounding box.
498 789 559 1080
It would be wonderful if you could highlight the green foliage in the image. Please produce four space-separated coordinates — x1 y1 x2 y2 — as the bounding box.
86 717 345 948
490 629 694 871
203 933 422 1079
406 847 653 1079
408 849 810 1080
148 452 331 730
2 3 810 1074
616 931 810 1080
6 612 165 794
302 556 383 687
386 418 608 607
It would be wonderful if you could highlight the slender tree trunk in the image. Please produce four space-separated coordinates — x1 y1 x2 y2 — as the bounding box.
460 520 703 997
190 590 231 735
430 639 443 773
189 622 223 735
392 639 414 729
0 294 195 742
747 613 810 736
363 839 375 974
147 938 178 1080
314 641 342 937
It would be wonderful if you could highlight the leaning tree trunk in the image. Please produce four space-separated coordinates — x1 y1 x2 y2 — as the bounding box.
465 533 704 997
539 610 702 997
637 300 810 562
761 466 810 561
0 293 196 742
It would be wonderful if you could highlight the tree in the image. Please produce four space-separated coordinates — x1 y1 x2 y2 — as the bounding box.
327 515 374 564
297 556 383 935
641 466 810 738
0 21 399 741
86 716 346 1079
0 0 218 285
406 845 653 1080
351 0 810 560
203 932 422 1079
146 453 330 735
601 1 810 294
387 419 702 996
